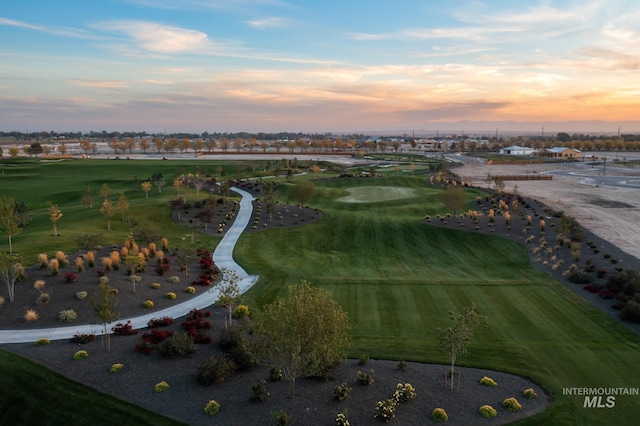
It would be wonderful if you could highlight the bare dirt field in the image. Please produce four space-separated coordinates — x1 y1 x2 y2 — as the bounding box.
454 157 640 261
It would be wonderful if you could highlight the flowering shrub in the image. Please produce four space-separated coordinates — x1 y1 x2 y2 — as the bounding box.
523 388 538 399
165 292 177 300
75 291 87 300
58 309 78 322
71 332 95 345
154 381 170 392
393 383 416 403
335 412 350 426
479 405 497 418
503 397 522 412
204 400 221 416
151 282 161 289
112 320 138 336
35 338 50 346
110 363 124 373
135 340 153 356
373 398 397 422
431 407 448 422
355 369 375 385
73 350 89 360
147 317 174 328
233 304 250 319
269 366 283 381
142 300 154 308
142 328 174 344
64 272 78 283
184 286 196 294
480 376 498 387
167 275 181 284
334 382 352 401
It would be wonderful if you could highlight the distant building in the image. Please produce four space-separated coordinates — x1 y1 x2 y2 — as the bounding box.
499 145 536 156
537 147 582 158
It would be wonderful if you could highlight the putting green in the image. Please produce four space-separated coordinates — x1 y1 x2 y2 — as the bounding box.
337 186 416 203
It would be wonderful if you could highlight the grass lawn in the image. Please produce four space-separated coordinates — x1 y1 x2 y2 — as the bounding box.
1 160 639 425
238 175 640 425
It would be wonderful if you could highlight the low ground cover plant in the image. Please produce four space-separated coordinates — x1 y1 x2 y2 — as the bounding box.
479 404 497 418
480 376 498 386
503 397 523 412
431 407 448 422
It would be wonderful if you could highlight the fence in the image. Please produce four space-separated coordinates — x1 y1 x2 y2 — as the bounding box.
488 175 552 181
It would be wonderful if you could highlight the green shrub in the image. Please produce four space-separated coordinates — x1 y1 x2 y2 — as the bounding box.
431 407 448 422
73 350 88 360
358 353 370 365
567 270 591 284
397 359 407 370
503 397 522 412
334 382 352 402
154 381 170 392
480 376 498 386
250 379 269 402
184 286 196 294
373 398 397 423
479 405 497 418
58 309 78 322
165 292 177 300
151 282 161 289
523 388 538 399
204 400 221 416
110 363 124 373
620 301 640 323
269 366 283 381
196 356 237 385
159 332 197 358
272 410 290 426
142 300 154 308
393 382 416 403
233 304 250 319
355 369 375 385
35 338 50 346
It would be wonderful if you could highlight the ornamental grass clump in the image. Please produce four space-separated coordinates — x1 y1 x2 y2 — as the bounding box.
503 397 522 412
204 400 221 416
431 407 448 422
479 405 497 418
58 309 77 322
73 350 89 360
24 309 39 322
480 376 498 387
523 388 538 399
154 381 170 392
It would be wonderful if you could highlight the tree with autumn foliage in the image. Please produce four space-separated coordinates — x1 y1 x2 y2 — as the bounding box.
47 202 63 237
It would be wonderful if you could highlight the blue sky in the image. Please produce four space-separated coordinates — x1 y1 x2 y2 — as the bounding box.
1 0 639 133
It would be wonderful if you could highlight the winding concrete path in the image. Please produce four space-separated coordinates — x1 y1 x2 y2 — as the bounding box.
0 187 259 344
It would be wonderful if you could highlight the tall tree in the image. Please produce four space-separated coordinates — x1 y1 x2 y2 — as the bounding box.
100 199 115 230
437 305 486 390
90 280 119 351
0 253 24 302
47 202 63 237
254 280 352 399
117 192 129 222
437 185 466 217
0 196 21 254
291 181 316 209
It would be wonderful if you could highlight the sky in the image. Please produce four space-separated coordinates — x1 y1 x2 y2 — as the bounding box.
1 0 640 134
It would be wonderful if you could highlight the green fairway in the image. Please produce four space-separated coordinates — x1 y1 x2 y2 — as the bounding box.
1 160 639 425
237 175 640 425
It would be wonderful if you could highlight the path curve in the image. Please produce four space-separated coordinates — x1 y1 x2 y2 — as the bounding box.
0 187 258 344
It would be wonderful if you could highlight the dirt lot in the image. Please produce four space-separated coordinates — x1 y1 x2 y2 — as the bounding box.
454 159 640 261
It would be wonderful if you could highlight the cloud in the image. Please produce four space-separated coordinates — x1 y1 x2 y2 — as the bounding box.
0 17 95 39
100 21 210 54
246 17 291 29
71 80 130 89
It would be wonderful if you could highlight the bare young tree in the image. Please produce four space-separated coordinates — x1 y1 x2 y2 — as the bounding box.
0 196 21 254
0 253 24 302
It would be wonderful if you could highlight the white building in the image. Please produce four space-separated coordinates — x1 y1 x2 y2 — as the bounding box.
499 145 536 156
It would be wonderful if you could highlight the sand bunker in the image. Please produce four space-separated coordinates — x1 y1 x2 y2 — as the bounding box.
337 186 416 203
